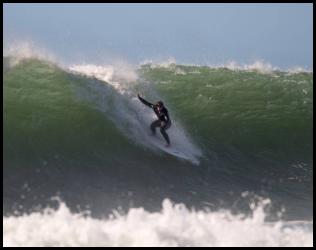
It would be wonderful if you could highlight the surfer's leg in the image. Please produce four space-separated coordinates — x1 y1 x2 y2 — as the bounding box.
160 123 171 145
150 120 161 135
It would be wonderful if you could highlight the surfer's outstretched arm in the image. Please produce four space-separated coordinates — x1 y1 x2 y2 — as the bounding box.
138 94 154 108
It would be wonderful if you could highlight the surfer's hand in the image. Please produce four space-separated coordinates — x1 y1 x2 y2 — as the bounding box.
161 121 166 127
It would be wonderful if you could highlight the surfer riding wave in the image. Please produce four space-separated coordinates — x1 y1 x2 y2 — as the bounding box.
138 93 172 147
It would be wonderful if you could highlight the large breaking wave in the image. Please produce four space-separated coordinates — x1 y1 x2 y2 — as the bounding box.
3 53 313 246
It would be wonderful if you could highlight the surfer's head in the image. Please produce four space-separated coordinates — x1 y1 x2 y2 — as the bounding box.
156 101 164 108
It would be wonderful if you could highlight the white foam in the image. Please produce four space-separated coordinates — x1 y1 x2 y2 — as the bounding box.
140 57 177 69
68 63 138 95
3 199 313 247
286 66 313 74
140 59 312 74
174 68 187 75
216 60 277 74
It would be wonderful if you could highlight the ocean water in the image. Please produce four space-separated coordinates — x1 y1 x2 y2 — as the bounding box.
3 52 313 246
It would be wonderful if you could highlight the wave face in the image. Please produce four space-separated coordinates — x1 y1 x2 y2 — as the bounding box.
3 57 313 246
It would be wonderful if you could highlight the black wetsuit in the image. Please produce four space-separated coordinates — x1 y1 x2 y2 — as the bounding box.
138 95 171 145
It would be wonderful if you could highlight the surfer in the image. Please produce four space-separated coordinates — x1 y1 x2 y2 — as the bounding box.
138 93 171 147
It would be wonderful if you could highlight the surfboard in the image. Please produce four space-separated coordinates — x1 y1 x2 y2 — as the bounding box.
155 142 192 161
148 134 197 163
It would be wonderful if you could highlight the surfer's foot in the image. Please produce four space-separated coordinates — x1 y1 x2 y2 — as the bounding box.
165 143 171 147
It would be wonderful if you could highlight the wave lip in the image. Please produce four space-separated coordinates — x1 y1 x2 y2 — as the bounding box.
68 63 138 95
140 58 312 74
3 40 58 68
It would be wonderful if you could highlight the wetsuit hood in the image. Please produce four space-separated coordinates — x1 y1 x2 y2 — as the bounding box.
156 101 164 107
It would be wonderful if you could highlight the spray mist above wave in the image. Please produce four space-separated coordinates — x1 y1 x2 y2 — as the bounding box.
3 40 312 74
3 40 59 68
3 198 313 247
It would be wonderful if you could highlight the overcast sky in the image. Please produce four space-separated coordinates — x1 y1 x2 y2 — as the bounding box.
3 3 313 69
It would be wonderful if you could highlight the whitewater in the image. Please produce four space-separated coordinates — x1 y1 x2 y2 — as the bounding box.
3 45 313 247
3 199 313 247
